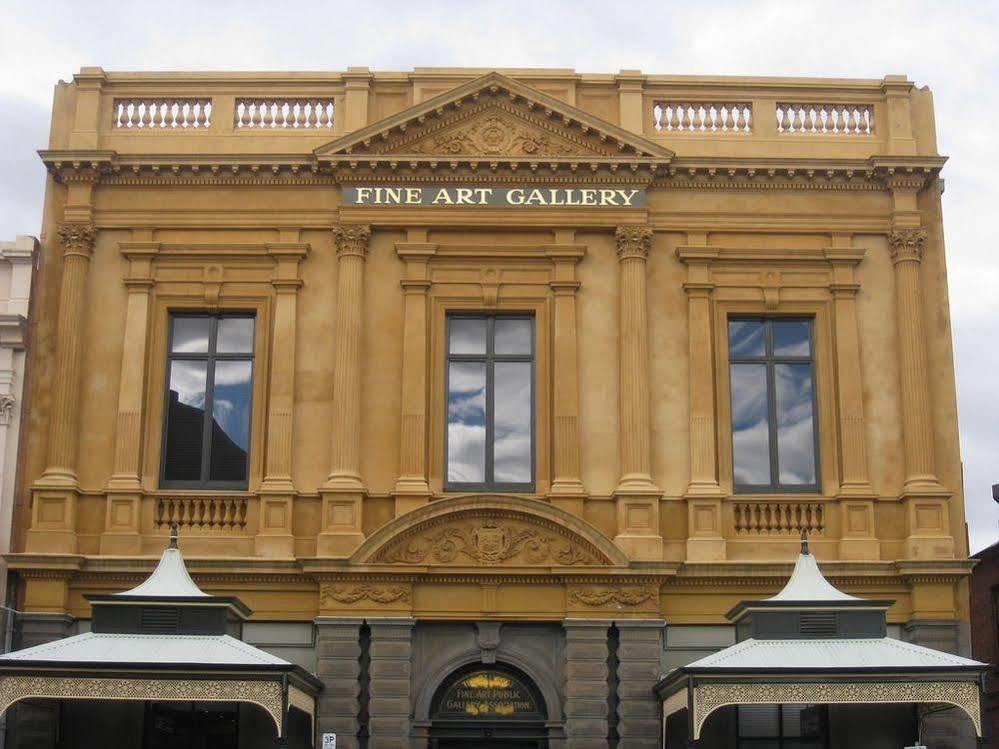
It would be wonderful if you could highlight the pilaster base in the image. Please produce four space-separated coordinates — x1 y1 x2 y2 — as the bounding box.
255 493 296 558
613 487 662 561
902 493 954 559
392 478 431 517
838 498 880 560
100 491 142 555
684 495 726 561
26 488 79 555
317 489 366 557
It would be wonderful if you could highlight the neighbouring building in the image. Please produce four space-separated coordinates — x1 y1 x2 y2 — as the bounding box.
0 236 35 634
0 67 984 748
970 489 999 745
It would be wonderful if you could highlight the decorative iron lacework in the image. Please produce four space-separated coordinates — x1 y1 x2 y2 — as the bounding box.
0 676 284 733
662 689 688 720
288 684 315 719
692 681 981 738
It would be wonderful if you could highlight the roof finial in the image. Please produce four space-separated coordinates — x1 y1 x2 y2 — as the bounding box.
168 523 179 549
800 530 810 556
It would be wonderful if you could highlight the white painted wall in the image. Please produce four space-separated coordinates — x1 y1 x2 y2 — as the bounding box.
0 236 36 620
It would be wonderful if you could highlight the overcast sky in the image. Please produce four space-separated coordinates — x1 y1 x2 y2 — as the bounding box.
0 0 995 552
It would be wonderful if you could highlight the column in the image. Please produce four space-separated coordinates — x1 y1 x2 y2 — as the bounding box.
888 225 953 559
101 237 158 555
257 241 309 556
615 620 665 749
563 619 610 749
613 225 662 561
392 238 435 516
546 241 586 513
367 617 414 749
826 241 879 560
315 617 364 749
27 221 97 555
678 243 726 562
319 224 370 556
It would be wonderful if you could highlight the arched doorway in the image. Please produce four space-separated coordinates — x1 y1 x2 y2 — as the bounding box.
428 663 549 748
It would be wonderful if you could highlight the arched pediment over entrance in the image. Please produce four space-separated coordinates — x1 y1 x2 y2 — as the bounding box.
351 495 629 567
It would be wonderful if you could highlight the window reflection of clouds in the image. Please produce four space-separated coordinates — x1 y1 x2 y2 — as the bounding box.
449 318 487 354
730 363 771 485
494 319 532 355
773 320 811 357
775 363 816 484
217 317 254 353
213 360 252 450
728 320 765 357
448 361 486 483
171 317 210 353
169 360 207 408
493 362 531 483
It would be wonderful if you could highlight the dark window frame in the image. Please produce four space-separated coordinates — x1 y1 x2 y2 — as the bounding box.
160 312 255 490
444 313 536 493
736 703 829 748
728 316 821 494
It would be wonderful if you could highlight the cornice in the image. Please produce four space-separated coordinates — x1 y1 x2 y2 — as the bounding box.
38 149 946 194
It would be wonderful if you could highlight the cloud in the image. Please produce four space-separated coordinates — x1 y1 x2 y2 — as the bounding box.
0 0 994 549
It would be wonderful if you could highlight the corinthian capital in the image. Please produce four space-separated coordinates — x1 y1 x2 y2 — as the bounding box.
888 227 927 264
56 222 97 258
333 224 371 259
615 225 653 261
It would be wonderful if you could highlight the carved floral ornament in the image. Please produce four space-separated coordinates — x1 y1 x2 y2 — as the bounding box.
0 394 15 427
405 111 587 158
320 584 411 605
615 225 653 260
888 226 928 264
56 222 97 256
332 223 371 258
372 515 606 566
568 586 658 607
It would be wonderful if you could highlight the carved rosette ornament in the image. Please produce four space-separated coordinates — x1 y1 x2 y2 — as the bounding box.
615 225 653 261
888 227 927 264
320 584 411 605
56 221 97 258
332 224 371 259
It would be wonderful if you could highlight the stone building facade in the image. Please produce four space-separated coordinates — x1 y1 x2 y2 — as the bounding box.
4 67 977 747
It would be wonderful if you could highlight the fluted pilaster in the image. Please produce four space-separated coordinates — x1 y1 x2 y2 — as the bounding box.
326 224 371 488
888 227 940 491
392 240 435 515
319 225 370 556
40 222 97 486
613 226 662 561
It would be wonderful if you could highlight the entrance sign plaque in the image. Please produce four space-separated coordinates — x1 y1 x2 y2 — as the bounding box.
342 185 646 207
436 670 541 718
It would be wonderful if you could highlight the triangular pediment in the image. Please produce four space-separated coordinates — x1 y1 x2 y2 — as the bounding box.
316 72 673 162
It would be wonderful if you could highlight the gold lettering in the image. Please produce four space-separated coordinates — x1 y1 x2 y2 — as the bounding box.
507 188 526 205
526 189 546 206
619 189 640 206
547 189 565 206
432 189 454 205
406 188 421 204
473 188 494 204
455 188 475 205
385 187 403 204
355 187 373 204
580 189 596 206
599 189 619 206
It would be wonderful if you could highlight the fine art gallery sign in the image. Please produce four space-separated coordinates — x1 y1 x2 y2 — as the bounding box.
343 185 646 207
437 671 542 718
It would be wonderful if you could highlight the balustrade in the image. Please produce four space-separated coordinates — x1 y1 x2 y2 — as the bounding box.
155 496 248 531
733 501 825 535
652 102 752 133
776 102 873 134
234 98 335 129
113 98 212 129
